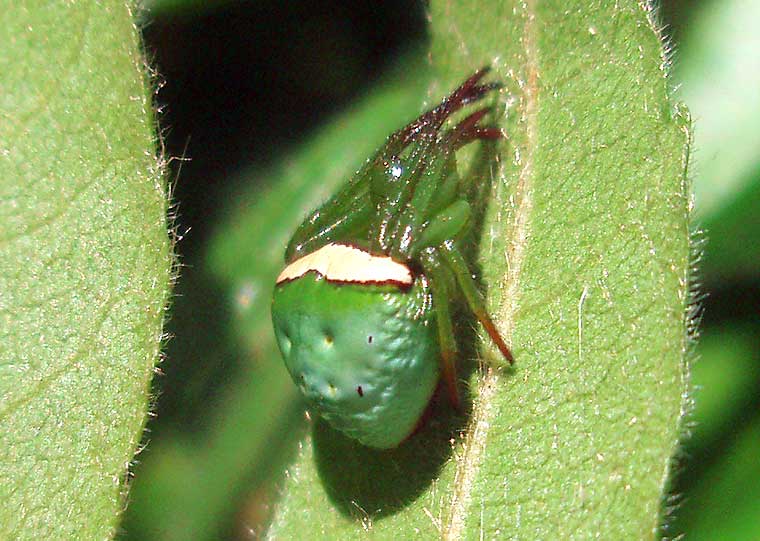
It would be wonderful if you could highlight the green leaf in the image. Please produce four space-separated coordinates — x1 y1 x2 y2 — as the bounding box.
264 2 691 539
670 417 760 541
0 3 172 540
666 325 760 539
679 0 760 219
684 325 760 449
676 0 760 280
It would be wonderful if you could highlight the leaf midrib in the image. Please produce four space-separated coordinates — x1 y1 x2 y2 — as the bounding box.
443 1 539 537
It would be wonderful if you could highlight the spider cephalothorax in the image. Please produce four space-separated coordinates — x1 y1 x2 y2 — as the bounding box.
271 68 513 449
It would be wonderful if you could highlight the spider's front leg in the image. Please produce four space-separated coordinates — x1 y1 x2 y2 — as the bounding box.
415 206 514 367
439 241 514 365
419 249 462 409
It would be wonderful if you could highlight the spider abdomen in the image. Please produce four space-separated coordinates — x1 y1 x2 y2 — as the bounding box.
271 246 440 448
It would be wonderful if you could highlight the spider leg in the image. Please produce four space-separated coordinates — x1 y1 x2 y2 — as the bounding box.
439 241 514 365
375 69 502 257
421 252 461 409
413 200 471 254
446 107 506 150
387 151 460 259
393 67 500 147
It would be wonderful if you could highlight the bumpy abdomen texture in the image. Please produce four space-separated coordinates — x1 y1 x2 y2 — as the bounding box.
272 273 439 448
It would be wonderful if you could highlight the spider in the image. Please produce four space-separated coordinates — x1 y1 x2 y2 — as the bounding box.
271 67 513 449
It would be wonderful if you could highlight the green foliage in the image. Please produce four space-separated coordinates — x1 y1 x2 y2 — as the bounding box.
267 2 691 539
122 66 431 540
668 328 760 540
679 0 760 280
0 3 172 539
662 1 760 538
17 0 756 538
81 0 755 538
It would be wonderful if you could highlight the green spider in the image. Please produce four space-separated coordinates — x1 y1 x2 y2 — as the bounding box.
271 68 513 449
